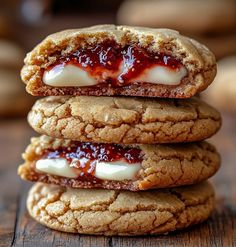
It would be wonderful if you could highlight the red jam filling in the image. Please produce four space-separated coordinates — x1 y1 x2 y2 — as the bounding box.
41 142 143 182
46 40 184 86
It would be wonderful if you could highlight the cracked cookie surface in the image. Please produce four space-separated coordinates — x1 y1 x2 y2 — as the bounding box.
28 96 221 144
19 135 220 190
21 25 216 98
27 181 215 235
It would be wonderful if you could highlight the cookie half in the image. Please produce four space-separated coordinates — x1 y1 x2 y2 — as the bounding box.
21 25 216 98
28 96 221 144
19 135 220 191
27 182 215 235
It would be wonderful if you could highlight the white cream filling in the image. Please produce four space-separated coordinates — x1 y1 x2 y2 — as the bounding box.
36 158 78 178
35 158 141 181
43 63 187 87
95 161 141 181
43 64 97 87
132 66 187 85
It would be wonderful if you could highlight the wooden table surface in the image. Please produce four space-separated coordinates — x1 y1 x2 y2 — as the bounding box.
0 113 235 247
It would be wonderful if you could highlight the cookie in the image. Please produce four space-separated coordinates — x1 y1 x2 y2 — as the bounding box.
21 25 216 98
28 96 221 144
27 181 215 235
117 0 236 34
202 56 236 113
19 135 220 191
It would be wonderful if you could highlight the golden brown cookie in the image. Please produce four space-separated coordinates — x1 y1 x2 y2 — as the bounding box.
117 0 236 34
19 135 220 191
202 56 236 113
27 181 215 236
21 25 216 98
28 96 221 144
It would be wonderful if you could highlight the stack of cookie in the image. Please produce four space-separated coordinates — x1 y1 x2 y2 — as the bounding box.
18 25 221 235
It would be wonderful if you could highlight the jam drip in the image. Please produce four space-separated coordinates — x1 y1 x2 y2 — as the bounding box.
43 142 143 181
48 40 184 86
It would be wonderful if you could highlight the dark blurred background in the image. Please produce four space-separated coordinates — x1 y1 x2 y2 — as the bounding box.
0 0 236 118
